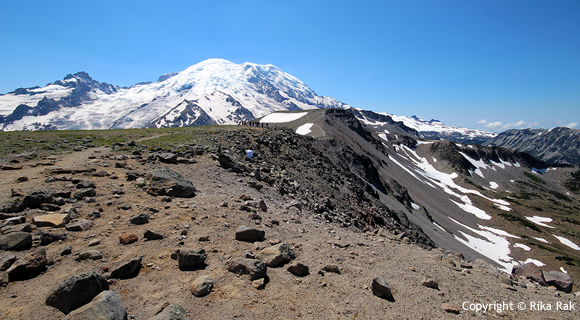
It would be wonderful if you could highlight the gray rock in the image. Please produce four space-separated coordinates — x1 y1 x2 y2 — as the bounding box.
64 290 127 320
149 304 190 320
74 188 96 200
217 154 249 174
129 213 150 225
543 270 574 293
61 245 73 256
74 179 95 189
322 264 341 274
66 219 94 232
473 259 499 276
0 254 17 271
512 263 546 286
158 153 178 164
0 232 32 251
45 271 110 314
190 275 213 297
287 262 309 277
79 250 103 260
111 256 142 279
421 278 439 290
6 248 47 280
19 191 53 209
178 249 207 270
258 200 268 212
1 216 26 227
256 243 295 267
226 258 267 280
0 270 8 286
146 167 196 198
235 225 265 242
37 231 67 246
371 277 393 299
1 223 32 234
144 229 164 240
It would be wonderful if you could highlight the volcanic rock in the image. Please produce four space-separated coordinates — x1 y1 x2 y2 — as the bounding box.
45 271 109 314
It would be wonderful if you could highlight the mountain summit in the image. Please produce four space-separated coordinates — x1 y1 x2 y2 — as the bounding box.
0 59 348 131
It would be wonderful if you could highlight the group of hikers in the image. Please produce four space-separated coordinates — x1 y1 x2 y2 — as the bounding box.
240 120 268 128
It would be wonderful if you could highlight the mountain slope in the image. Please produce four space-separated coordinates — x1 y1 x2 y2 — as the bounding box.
0 59 349 131
260 108 580 276
485 127 580 164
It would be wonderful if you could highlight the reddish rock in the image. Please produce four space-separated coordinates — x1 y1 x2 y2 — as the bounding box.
119 233 138 245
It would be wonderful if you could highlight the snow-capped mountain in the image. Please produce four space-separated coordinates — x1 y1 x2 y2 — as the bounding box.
0 59 349 131
350 108 497 144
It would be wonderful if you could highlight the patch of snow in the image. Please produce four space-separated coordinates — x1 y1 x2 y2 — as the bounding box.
378 133 388 141
561 267 568 274
448 217 516 273
296 123 314 135
489 182 499 189
411 202 420 210
514 243 531 251
533 237 550 244
525 216 555 228
433 222 446 231
521 258 545 267
261 112 308 123
553 235 580 250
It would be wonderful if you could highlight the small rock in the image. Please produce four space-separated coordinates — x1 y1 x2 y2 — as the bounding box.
190 275 213 297
0 254 17 271
149 304 190 320
45 271 109 314
61 245 73 256
178 249 207 270
79 250 103 260
1 216 26 227
235 225 265 242
252 278 266 290
119 233 139 245
74 188 96 200
322 264 341 274
0 271 8 286
256 242 295 267
88 239 101 247
198 235 210 242
442 302 460 314
65 219 94 232
144 230 164 240
111 256 142 279
421 278 439 290
33 214 70 228
118 203 132 210
37 231 67 246
226 258 267 280
371 277 393 299
129 213 150 225
287 262 309 277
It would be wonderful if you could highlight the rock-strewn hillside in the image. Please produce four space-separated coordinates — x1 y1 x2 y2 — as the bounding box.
1 125 579 319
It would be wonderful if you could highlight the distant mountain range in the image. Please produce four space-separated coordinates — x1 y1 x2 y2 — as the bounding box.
0 58 578 164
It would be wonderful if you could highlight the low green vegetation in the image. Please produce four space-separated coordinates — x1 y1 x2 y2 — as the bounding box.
498 212 542 232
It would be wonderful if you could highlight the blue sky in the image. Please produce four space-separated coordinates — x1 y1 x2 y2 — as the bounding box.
1 0 578 132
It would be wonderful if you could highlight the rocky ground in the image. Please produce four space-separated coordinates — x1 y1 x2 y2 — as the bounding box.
1 127 579 319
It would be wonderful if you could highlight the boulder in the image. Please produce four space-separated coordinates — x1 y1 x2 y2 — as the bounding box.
63 290 127 320
235 225 265 242
149 304 190 320
371 277 393 299
33 213 70 228
146 167 196 198
6 248 47 280
512 262 546 286
217 154 249 173
287 262 309 277
37 231 67 246
73 179 95 189
256 243 295 267
19 191 53 209
190 275 213 297
45 271 109 314
158 153 178 164
178 249 207 270
543 270 574 293
111 256 142 279
128 213 149 225
0 232 32 251
119 233 138 245
1 223 32 234
226 258 267 280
